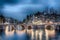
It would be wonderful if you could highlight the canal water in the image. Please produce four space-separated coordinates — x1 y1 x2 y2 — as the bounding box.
0 29 60 40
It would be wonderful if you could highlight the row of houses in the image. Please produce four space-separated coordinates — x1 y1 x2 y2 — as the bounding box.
22 7 60 25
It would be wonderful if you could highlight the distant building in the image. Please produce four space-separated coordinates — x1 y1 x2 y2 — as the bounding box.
0 15 19 24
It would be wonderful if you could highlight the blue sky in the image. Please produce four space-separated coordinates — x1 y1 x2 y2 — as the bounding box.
0 0 60 21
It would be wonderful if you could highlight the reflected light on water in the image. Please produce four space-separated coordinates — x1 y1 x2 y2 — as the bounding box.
27 29 32 35
45 29 49 40
45 29 55 40
39 30 43 40
27 29 34 40
28 29 55 40
31 29 34 40
36 30 39 40
5 26 14 36
27 29 43 40
16 30 26 35
45 29 55 37
5 25 56 40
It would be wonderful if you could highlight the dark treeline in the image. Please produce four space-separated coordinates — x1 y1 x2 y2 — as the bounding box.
0 14 19 23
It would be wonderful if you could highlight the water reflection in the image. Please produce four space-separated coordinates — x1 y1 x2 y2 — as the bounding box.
27 29 56 40
16 30 26 36
5 25 14 36
39 30 43 40
1 27 60 40
45 29 55 37
45 29 55 40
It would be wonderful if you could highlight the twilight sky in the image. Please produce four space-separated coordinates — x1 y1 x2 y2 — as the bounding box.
0 0 60 21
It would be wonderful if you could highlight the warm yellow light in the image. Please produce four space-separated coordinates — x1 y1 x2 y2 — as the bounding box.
5 26 14 36
32 20 43 25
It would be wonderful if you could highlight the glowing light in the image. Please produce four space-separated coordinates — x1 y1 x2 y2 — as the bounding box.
5 25 14 36
45 29 55 39
35 30 39 40
4 22 10 25
31 29 35 40
39 30 43 40
32 20 43 25
45 29 49 40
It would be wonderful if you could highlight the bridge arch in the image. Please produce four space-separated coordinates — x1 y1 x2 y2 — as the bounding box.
45 25 55 30
16 24 25 31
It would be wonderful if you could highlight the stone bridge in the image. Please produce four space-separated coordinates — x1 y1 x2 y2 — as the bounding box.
0 22 60 32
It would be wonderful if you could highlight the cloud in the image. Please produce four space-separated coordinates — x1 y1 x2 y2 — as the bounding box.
0 0 60 21
2 4 44 21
